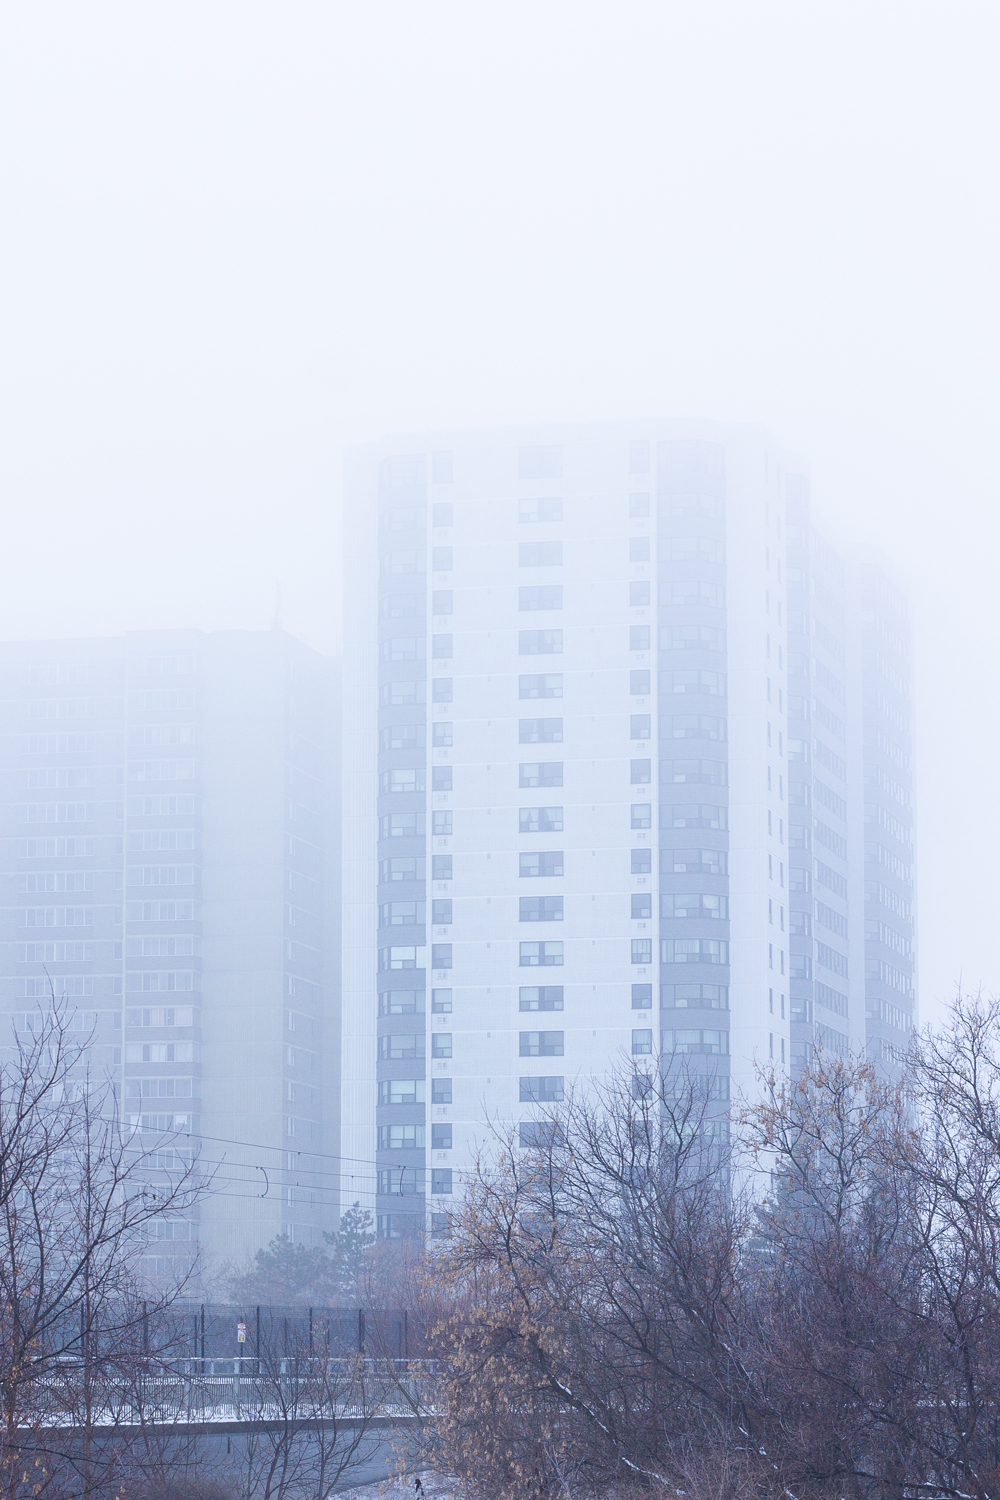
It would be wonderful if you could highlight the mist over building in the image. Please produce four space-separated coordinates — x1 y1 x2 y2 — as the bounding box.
0 630 340 1272
342 421 916 1240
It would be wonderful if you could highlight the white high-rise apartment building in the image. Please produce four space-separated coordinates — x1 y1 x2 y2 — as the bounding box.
341 422 915 1238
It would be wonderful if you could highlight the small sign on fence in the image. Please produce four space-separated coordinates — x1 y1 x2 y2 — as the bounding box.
237 1322 246 1344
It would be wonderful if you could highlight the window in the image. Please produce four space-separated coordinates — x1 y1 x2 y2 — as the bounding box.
631 848 652 874
519 1121 562 1148
520 718 563 744
378 945 426 970
665 984 728 1008
432 988 452 1012
661 938 729 964
519 541 563 568
661 625 725 653
519 629 563 654
520 941 563 967
520 895 563 922
665 893 728 919
520 1075 564 1101
378 1079 426 1105
381 681 425 706
519 673 562 699
628 759 651 786
432 765 453 792
519 585 563 611
632 1029 653 1054
433 722 453 747
629 493 650 517
378 991 423 1015
671 581 725 608
630 624 650 650
380 768 425 793
377 1167 421 1195
432 899 452 924
630 714 651 740
663 714 727 741
431 1169 453 1195
381 812 417 838
520 1031 564 1056
660 804 727 830
668 670 727 696
379 901 425 926
519 851 564 877
519 445 562 480
662 1029 729 1055
631 938 653 964
381 724 422 751
432 1124 452 1149
432 1077 452 1103
432 677 453 703
665 849 728 875
378 1124 425 1150
630 669 651 695
662 759 727 786
629 536 650 562
380 637 424 663
432 546 453 571
520 761 563 788
430 1212 452 1239
630 581 651 606
631 804 651 829
431 943 452 968
432 590 453 614
432 634 453 659
631 893 652 919
432 854 452 880
432 1032 452 1058
519 986 563 1011
519 806 563 833
790 910 812 937
519 497 563 522
432 502 453 527
378 1034 425 1060
432 811 453 835
631 983 653 1008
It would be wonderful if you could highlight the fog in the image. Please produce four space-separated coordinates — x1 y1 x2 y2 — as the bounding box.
0 2 997 1027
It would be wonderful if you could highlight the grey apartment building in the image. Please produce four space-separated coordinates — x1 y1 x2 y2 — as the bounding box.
0 629 340 1272
341 421 916 1239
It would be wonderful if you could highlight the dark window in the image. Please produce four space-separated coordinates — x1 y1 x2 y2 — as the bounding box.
629 493 650 517
519 806 563 833
661 983 729 1009
630 624 650 650
432 722 453 747
432 854 452 880
519 986 564 1011
660 804 728 831
431 943 452 968
519 895 564 922
519 851 564 877
519 761 563 787
431 1168 453 1194
432 765 453 792
432 811 453 835
519 1031 564 1057
432 1077 452 1103
630 669 651 695
630 581 651 606
432 677 453 702
631 848 652 874
519 1075 564 1101
432 589 453 614
432 899 452 924
631 804 651 829
631 893 652 919
432 634 453 659
431 988 452 1012
431 1032 452 1058
630 759 651 784
631 938 653 964
519 941 563 967
630 714 651 740
432 546 453 571
632 983 653 1008
432 1124 452 1149
432 502 453 527
430 1212 452 1238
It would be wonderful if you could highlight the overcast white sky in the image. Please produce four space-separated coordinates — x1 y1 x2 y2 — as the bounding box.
1 3 997 1024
